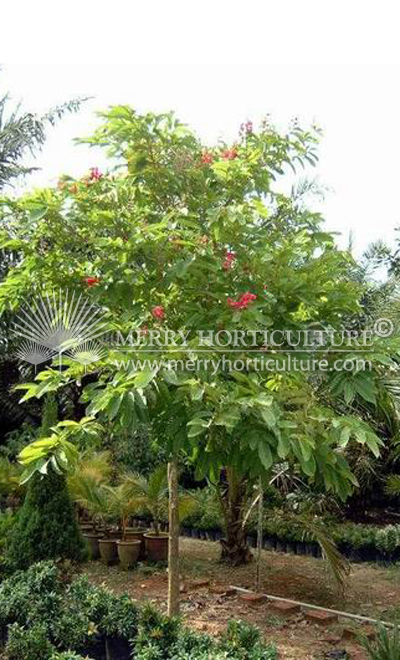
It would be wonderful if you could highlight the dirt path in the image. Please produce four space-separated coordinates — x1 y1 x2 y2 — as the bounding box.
84 538 400 659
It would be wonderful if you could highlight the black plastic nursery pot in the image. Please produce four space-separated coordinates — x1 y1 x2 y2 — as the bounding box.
80 637 106 660
105 636 131 660
275 539 287 553
263 536 276 551
295 541 307 555
285 540 297 554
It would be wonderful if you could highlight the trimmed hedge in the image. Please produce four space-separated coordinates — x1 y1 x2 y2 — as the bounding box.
0 561 277 660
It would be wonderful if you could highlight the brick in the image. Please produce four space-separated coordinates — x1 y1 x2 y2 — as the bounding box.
239 593 267 607
190 579 210 589
345 650 368 660
209 585 237 597
222 588 237 597
304 609 338 625
269 601 301 616
342 625 376 641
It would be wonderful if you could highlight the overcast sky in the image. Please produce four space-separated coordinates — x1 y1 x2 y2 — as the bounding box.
2 1 400 257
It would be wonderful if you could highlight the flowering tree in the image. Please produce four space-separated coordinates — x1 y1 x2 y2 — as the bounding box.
0 107 391 612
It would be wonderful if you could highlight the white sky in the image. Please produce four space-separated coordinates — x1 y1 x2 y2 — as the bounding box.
2 0 400 257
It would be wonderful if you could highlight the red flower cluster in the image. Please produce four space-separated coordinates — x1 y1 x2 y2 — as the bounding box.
152 306 165 320
223 251 236 270
222 148 238 160
84 277 100 287
227 292 257 309
89 167 102 181
201 151 213 164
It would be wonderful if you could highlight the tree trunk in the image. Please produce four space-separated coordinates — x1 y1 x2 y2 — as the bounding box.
255 477 263 592
167 459 180 616
218 467 253 566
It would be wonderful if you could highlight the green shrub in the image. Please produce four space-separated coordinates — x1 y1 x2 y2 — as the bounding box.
135 603 181 657
0 560 64 630
361 624 400 659
100 592 139 639
7 468 86 570
1 423 37 461
0 561 276 660
221 620 261 654
173 628 214 655
220 620 277 659
6 622 55 660
375 526 400 555
50 608 93 652
0 509 15 552
50 654 88 660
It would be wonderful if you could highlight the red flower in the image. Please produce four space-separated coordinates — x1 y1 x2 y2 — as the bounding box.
227 292 257 310
201 151 213 165
84 277 100 287
223 251 236 270
222 148 238 161
152 306 165 320
89 167 102 181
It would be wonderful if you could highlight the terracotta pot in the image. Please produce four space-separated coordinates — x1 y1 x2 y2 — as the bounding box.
144 532 169 562
117 539 141 568
125 528 148 560
99 538 118 564
83 532 103 560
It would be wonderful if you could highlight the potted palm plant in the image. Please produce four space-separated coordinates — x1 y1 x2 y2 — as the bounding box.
68 451 117 562
123 466 169 562
123 466 197 563
108 483 141 569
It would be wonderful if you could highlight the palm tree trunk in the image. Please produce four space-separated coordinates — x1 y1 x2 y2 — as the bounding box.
167 459 180 616
219 467 253 566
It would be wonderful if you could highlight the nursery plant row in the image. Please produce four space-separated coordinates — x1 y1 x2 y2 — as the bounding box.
125 517 400 564
0 560 277 660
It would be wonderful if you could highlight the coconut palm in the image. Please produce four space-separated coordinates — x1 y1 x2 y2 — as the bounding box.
122 466 196 535
105 483 139 541
67 451 113 529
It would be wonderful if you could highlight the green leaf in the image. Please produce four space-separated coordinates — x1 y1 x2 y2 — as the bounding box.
258 442 273 470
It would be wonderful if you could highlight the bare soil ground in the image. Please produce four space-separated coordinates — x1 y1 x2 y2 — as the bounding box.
84 537 400 660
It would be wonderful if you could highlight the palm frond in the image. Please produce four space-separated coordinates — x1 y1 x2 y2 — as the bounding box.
386 474 400 496
283 512 350 594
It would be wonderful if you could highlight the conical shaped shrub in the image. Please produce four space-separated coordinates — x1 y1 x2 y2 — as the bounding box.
7 467 85 570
